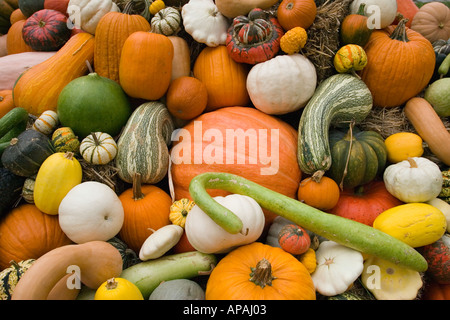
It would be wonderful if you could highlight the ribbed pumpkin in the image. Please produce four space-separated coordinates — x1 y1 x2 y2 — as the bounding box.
93 2 151 84
31 110 58 135
193 45 250 111
80 132 117 165
339 3 373 47
296 170 340 211
205 242 316 300
170 106 301 226
118 173 172 253
150 6 181 36
0 203 72 270
0 89 14 118
6 19 33 54
278 224 311 255
22 9 70 51
276 0 316 31
13 32 95 116
359 18 436 107
119 31 173 101
411 2 450 43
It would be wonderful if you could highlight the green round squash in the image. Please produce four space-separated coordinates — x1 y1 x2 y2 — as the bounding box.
149 279 205 300
106 237 139 269
18 0 44 17
0 259 35 300
57 73 132 139
328 126 387 189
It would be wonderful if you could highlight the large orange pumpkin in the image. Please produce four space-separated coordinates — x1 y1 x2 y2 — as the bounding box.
193 45 250 112
359 18 435 107
119 31 173 101
205 242 316 300
0 204 73 270
118 173 172 253
94 5 150 84
170 106 301 226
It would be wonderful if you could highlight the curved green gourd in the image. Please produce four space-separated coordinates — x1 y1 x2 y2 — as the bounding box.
189 172 428 272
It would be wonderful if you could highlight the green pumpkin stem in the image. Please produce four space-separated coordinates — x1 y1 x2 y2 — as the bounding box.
249 258 275 288
132 173 145 201
356 3 366 16
91 132 100 146
390 15 409 42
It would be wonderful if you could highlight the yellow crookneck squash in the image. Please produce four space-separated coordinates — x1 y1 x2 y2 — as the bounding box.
12 32 95 116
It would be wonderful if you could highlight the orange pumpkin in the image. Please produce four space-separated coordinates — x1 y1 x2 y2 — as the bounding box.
166 76 207 120
118 173 172 253
297 170 340 211
278 224 311 255
0 89 14 118
359 19 435 107
192 45 250 112
394 0 419 28
276 0 317 31
205 242 316 300
411 2 450 43
0 204 73 270
9 8 26 24
170 106 301 227
6 20 33 54
119 31 173 101
94 6 151 84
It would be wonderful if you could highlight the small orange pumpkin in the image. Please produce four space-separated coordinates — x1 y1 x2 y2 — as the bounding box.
166 76 207 120
6 20 33 54
205 242 316 300
297 170 340 210
277 0 317 31
0 89 15 118
278 224 311 255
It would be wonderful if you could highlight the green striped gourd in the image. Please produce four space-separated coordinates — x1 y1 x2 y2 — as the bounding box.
297 73 373 175
80 132 118 165
115 102 175 184
150 7 181 36
439 169 450 203
51 127 80 153
0 259 35 300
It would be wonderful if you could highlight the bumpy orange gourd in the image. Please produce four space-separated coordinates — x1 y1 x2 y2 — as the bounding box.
359 19 435 108
94 5 150 84
205 242 316 300
193 45 250 111
0 204 72 270
119 31 173 101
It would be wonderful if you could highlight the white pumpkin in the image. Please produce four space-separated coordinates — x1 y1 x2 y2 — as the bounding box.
67 0 120 34
181 0 230 47
246 54 317 115
311 241 364 296
58 181 124 243
185 194 265 254
350 0 397 29
383 157 443 203
150 7 182 36
139 224 184 261
32 110 59 136
80 132 118 165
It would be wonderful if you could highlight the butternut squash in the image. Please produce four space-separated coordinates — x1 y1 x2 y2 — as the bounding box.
168 36 191 81
12 241 123 300
12 32 95 116
404 97 450 166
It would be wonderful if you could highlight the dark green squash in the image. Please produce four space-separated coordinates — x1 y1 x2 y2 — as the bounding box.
107 237 139 269
0 167 26 217
0 0 19 34
328 125 387 189
18 0 44 17
1 129 55 177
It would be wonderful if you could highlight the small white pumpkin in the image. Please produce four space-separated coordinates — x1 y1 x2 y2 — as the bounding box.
350 0 397 29
139 224 184 261
32 110 59 136
151 7 182 36
80 132 118 165
265 216 294 248
58 181 124 244
311 241 364 296
246 54 317 115
67 0 120 34
185 194 265 254
182 0 230 47
383 157 443 203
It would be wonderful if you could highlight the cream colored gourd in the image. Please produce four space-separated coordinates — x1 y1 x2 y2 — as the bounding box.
80 132 118 165
383 157 443 203
168 36 191 81
181 0 229 47
32 110 59 136
361 255 423 300
426 197 450 233
139 224 184 261
215 0 279 18
58 181 124 244
33 152 82 215
246 54 317 115
185 194 265 254
151 7 182 36
67 0 120 34
311 241 364 296
350 0 397 29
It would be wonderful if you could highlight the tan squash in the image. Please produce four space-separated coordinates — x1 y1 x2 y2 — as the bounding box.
11 241 123 300
168 35 191 81
12 32 95 116
404 97 450 166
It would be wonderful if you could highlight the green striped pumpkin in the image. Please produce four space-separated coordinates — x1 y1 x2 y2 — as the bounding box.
80 132 117 165
0 259 35 300
51 127 80 153
115 101 174 184
297 73 373 175
150 7 181 36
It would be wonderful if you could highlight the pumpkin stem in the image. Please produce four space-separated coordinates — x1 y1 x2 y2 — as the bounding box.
390 15 409 42
85 60 94 74
249 258 276 288
132 173 145 201
356 3 366 16
311 170 325 183
105 277 118 290
91 132 100 146
9 260 21 271
64 151 75 160
407 157 418 168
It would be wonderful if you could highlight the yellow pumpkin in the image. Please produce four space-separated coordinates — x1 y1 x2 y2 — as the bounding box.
33 152 82 215
373 203 447 247
94 277 144 300
169 198 195 228
384 132 424 163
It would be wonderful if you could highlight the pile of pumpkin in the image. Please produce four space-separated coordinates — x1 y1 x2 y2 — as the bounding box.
0 0 450 300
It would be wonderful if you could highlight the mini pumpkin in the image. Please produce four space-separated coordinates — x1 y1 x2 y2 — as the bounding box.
149 0 165 15
278 224 311 255
32 110 59 136
384 132 424 163
169 198 195 228
80 132 117 165
150 6 181 36
334 44 368 75
297 170 340 211
298 247 316 274
51 127 80 153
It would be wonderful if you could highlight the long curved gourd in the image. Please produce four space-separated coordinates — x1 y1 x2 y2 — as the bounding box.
189 172 428 272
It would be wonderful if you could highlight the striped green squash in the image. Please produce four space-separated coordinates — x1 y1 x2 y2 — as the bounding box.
0 259 35 300
115 101 174 184
297 73 373 175
150 7 181 36
51 127 80 153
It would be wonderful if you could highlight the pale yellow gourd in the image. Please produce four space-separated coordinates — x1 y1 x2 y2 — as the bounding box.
94 277 144 300
384 132 424 163
33 152 82 215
